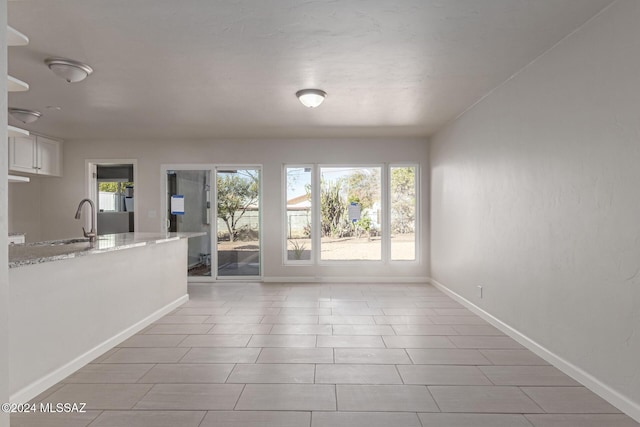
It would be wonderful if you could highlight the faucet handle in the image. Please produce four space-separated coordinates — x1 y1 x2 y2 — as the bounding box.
82 226 98 244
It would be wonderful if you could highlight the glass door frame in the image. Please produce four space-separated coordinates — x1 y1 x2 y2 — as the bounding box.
161 164 214 283
213 165 263 281
160 164 263 282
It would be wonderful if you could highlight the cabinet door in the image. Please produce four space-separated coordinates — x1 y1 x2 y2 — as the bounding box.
9 136 37 174
36 136 62 176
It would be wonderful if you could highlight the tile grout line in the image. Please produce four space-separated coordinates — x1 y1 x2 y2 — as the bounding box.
195 410 208 427
232 384 247 410
130 381 158 411
424 385 442 413
521 414 537 427
83 409 105 427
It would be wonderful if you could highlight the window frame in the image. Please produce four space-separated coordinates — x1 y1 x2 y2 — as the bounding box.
388 163 420 263
317 163 385 265
282 164 315 265
282 163 420 266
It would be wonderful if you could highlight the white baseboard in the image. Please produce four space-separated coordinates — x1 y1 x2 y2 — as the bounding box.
429 278 640 423
188 277 430 285
262 276 431 284
10 294 189 404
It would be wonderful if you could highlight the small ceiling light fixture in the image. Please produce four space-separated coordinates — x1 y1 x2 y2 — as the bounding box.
9 108 42 124
296 89 327 108
44 57 93 83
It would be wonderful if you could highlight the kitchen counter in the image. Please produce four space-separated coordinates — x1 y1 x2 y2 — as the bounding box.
9 232 205 268
9 231 199 403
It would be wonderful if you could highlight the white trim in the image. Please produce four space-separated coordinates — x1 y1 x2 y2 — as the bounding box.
381 164 389 263
429 277 640 423
312 163 321 264
263 276 430 283
10 294 189 405
188 276 215 283
189 281 264 287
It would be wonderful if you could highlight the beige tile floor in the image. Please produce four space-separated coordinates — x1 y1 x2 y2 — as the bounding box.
12 282 640 427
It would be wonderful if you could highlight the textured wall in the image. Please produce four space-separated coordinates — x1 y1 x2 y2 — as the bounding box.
430 0 640 418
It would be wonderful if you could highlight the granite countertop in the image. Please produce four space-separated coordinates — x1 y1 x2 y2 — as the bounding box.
9 232 207 268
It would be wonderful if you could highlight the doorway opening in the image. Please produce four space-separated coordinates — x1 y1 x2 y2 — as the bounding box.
86 160 138 236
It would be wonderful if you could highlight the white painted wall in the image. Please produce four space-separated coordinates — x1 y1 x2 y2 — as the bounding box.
430 0 640 419
30 138 429 280
1 2 10 425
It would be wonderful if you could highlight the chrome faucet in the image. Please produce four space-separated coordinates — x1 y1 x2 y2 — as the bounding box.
74 198 97 243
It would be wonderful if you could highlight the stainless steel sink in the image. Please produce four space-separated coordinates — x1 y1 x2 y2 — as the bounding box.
38 238 91 246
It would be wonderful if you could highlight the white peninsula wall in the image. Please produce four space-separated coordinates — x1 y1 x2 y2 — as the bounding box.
8 234 192 403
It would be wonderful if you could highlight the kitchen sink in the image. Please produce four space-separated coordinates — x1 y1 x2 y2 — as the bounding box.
36 238 91 246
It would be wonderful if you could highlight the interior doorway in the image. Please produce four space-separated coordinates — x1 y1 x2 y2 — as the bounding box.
86 159 138 236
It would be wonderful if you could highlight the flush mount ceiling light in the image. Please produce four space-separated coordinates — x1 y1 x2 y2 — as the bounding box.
44 57 93 83
296 89 326 108
9 108 42 124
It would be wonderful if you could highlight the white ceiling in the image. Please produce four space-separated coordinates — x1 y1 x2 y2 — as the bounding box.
7 0 614 140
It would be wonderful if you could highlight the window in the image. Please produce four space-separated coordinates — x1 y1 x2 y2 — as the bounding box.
319 166 382 261
98 181 133 212
390 166 417 260
284 164 418 264
285 166 313 262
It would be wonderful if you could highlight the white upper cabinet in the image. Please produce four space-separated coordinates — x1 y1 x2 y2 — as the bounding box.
34 135 62 176
9 135 63 177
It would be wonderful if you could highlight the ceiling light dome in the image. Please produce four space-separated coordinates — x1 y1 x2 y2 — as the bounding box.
296 89 326 108
9 108 42 124
45 57 93 83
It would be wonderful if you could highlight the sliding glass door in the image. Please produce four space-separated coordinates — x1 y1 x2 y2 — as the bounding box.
216 167 261 277
167 169 212 277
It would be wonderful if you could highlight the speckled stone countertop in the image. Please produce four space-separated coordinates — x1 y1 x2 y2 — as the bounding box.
9 232 207 268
